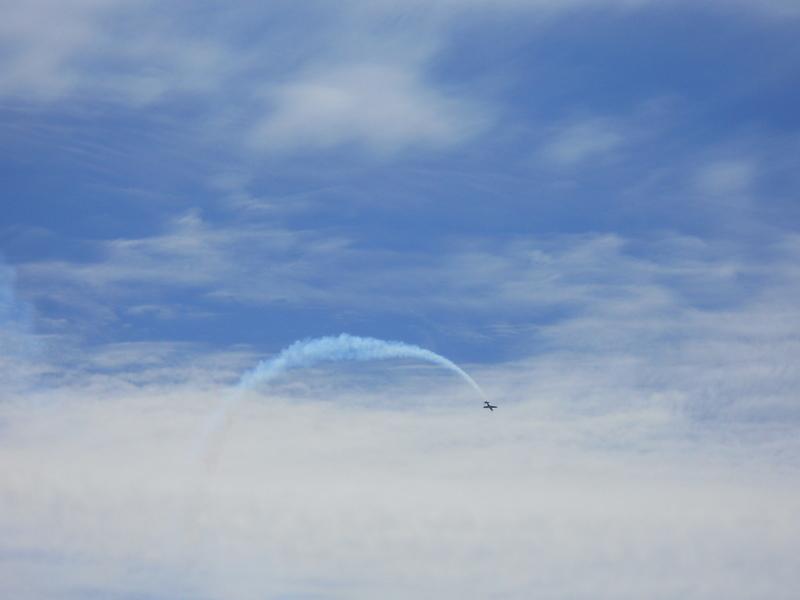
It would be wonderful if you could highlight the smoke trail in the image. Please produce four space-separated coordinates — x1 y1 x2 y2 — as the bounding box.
199 334 484 464
238 334 485 397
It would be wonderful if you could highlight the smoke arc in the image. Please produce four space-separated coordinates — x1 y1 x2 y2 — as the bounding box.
198 334 484 465
238 333 485 397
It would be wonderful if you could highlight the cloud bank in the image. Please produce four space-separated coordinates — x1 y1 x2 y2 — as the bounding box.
1 366 799 599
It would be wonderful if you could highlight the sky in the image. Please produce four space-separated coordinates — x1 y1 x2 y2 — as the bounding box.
1 1 800 598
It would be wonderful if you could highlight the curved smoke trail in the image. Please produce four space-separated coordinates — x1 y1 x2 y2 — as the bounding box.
199 334 484 464
239 334 485 397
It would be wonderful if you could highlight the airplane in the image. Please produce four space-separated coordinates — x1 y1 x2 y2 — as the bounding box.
483 401 497 412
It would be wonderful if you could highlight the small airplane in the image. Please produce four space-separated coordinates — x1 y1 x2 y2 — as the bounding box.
483 401 497 412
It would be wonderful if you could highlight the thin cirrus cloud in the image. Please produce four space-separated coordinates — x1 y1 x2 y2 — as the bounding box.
3 0 794 156
14 212 800 429
2 1 797 105
0 1 488 154
693 158 757 197
539 117 626 167
16 212 799 313
250 62 487 154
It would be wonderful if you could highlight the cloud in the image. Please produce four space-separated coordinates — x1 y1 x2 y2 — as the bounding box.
14 218 800 427
3 2 799 596
539 117 625 167
694 158 757 197
15 213 796 317
0 1 488 155
6 218 800 600
18 211 349 298
2 1 794 158
13 226 642 320
533 99 680 171
1 359 799 599
250 62 486 154
0 0 115 100
0 0 238 104
0 255 41 393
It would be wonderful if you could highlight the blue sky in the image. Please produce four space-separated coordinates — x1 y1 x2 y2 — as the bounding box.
2 2 800 598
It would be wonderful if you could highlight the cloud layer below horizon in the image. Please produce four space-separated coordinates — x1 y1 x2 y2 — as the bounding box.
2 372 799 600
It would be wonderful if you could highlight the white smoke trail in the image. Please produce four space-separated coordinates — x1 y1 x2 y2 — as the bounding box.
199 334 485 464
239 334 485 397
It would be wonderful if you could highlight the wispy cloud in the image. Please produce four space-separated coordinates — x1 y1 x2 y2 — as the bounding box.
19 211 349 299
14 215 800 427
17 214 798 314
2 1 794 158
250 62 487 154
0 255 42 393
0 2 488 155
694 158 757 196
539 117 625 167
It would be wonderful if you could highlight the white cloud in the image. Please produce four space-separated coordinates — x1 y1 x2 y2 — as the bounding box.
14 220 800 427
0 0 115 100
7 224 800 598
16 215 798 321
19 211 349 298
1 367 799 599
251 62 486 154
2 1 792 157
0 256 42 392
694 158 757 197
0 1 488 154
534 99 678 169
540 117 625 167
0 0 237 104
